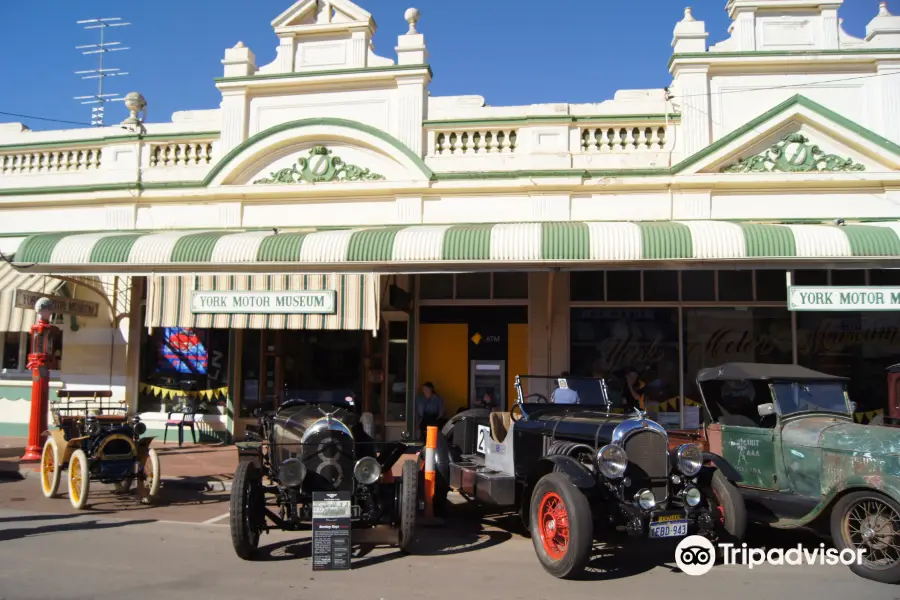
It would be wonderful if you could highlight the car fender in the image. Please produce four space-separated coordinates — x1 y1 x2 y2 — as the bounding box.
810 473 900 525
235 441 263 468
538 455 595 490
702 452 743 483
433 429 457 484
520 455 595 529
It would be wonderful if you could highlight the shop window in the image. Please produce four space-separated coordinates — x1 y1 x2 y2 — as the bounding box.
419 274 453 299
138 326 230 415
681 271 715 302
643 271 678 302
385 321 408 422
793 269 828 285
455 273 491 299
570 272 605 301
570 307 680 423
755 270 788 302
870 269 900 285
718 270 753 302
1 330 63 375
1 332 22 371
493 272 529 299
830 269 866 286
606 271 641 302
682 306 792 394
797 311 900 414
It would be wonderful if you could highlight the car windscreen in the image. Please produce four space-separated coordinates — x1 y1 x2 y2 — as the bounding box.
519 376 627 407
771 381 849 416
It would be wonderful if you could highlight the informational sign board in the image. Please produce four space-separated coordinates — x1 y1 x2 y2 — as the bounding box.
311 491 351 571
191 290 336 314
788 286 900 311
14 290 99 318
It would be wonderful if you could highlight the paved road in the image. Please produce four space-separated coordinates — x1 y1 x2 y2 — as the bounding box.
0 486 895 600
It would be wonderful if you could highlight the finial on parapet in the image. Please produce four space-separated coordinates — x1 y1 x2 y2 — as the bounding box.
404 7 420 34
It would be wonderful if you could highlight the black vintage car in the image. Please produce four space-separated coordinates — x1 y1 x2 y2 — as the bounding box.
229 390 420 559
431 375 747 578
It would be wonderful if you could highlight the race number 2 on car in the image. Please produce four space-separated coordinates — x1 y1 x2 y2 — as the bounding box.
476 424 490 454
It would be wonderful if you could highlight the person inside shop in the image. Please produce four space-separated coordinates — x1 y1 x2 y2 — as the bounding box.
623 369 645 412
551 372 580 404
415 382 444 440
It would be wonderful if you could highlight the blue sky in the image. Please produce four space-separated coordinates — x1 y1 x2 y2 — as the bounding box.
0 0 881 131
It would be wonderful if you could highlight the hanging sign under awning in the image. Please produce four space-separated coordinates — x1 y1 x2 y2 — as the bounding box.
788 286 900 311
191 290 337 315
14 290 99 318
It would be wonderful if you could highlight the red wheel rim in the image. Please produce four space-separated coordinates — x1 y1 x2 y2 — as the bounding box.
538 491 570 560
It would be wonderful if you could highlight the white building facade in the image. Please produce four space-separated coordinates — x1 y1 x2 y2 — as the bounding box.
2 0 900 441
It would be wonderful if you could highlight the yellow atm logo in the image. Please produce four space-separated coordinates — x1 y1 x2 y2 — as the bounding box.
471 333 483 345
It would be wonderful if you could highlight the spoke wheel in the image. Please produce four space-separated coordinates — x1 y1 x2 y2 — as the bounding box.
136 448 160 504
538 492 570 560
528 473 592 579
67 449 90 510
832 491 900 584
40 437 61 498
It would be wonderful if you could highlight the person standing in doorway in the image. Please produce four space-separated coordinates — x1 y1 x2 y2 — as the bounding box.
415 382 444 440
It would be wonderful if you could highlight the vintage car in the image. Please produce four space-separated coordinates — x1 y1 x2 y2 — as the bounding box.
230 390 420 560
40 390 160 509
670 362 900 584
430 375 747 579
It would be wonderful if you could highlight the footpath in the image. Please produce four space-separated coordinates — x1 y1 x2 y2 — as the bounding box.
0 436 418 492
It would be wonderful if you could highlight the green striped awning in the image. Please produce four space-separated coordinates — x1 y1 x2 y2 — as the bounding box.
147 274 379 332
13 221 900 272
0 260 66 332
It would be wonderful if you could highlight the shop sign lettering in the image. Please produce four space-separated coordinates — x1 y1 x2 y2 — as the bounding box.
191 290 336 314
789 286 900 311
14 290 99 318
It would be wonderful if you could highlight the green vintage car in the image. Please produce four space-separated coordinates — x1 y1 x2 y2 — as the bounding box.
688 363 900 584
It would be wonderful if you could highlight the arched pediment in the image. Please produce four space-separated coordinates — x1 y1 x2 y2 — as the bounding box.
205 118 434 186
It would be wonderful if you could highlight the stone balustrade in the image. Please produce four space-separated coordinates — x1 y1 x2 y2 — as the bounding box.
0 147 103 175
428 128 519 155
148 140 216 167
579 123 669 153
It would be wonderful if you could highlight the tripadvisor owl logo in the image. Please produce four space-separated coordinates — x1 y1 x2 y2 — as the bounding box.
675 535 866 575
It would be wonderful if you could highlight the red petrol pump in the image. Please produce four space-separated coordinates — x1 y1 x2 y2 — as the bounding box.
21 298 60 461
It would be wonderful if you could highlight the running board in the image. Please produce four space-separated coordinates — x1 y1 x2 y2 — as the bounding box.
449 461 515 507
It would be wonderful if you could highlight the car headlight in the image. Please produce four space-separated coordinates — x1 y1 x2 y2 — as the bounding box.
636 489 656 510
596 444 628 479
280 458 306 487
353 456 382 485
134 422 147 436
683 485 702 507
676 443 703 477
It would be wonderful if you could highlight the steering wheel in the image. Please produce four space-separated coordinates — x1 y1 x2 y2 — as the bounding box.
523 393 549 404
510 403 524 422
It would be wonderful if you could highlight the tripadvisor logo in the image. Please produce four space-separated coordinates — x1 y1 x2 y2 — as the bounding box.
675 536 866 576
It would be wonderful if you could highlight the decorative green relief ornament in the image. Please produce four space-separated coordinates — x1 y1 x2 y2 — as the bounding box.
721 133 866 173
253 146 386 184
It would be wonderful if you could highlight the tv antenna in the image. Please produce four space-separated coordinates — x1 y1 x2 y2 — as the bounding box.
74 18 131 126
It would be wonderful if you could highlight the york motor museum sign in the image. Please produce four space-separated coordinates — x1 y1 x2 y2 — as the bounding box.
191 290 336 314
14 290 99 318
788 286 900 311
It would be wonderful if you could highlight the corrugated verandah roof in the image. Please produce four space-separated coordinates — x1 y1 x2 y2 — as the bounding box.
13 221 900 268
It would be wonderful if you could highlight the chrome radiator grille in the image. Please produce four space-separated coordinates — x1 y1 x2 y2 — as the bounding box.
623 430 669 503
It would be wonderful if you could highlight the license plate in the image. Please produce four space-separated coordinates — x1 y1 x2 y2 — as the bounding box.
649 519 688 539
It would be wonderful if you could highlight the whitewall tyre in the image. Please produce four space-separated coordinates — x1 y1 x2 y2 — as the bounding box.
67 449 90 510
138 448 161 505
40 437 61 499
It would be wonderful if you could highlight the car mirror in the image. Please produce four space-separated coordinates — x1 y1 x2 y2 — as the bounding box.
757 403 776 417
